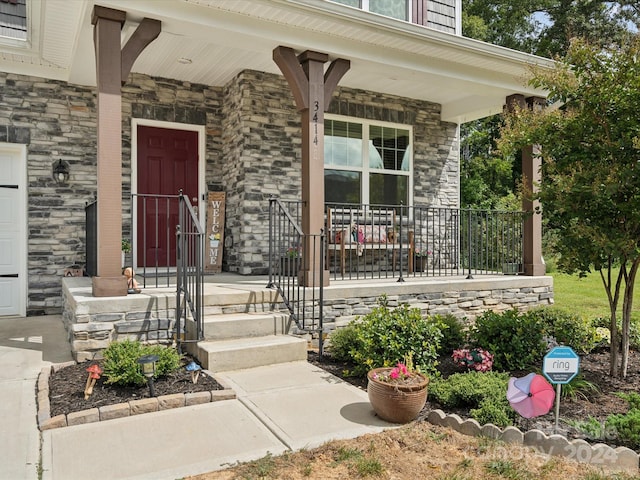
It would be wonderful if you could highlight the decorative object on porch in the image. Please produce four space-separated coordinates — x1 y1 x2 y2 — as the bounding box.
502 262 521 275
413 248 432 272
280 246 301 276
205 191 226 273
123 267 141 294
367 359 429 424
386 228 397 243
452 348 494 372
121 238 131 268
83 364 102 400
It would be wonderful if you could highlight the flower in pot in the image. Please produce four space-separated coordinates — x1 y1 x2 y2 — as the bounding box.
367 356 429 424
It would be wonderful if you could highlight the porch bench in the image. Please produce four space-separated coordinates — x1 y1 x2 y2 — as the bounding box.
326 207 415 276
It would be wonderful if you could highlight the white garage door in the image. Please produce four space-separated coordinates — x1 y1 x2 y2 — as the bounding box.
0 144 26 317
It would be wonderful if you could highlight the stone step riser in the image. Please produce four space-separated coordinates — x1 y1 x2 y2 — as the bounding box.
204 314 291 340
195 336 307 371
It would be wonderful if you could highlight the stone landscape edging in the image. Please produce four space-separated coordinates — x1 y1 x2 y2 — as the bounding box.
36 361 236 431
426 409 639 473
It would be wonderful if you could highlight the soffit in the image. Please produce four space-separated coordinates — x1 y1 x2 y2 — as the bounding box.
0 0 553 123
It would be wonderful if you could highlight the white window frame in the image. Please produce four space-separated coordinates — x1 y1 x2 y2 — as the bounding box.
330 0 412 22
324 114 414 206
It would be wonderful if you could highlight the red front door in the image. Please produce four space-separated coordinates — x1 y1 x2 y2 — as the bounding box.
136 126 198 267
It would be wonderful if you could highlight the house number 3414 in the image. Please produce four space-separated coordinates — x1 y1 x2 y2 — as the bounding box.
313 100 319 145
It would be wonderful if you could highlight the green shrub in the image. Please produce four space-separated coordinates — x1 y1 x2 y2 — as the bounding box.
604 393 640 449
606 409 640 450
429 314 466 356
102 340 181 387
429 371 514 427
526 307 598 354
326 324 361 362
469 309 546 371
592 316 640 351
338 296 443 377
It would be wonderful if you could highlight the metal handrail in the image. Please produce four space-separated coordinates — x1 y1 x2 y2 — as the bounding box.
267 197 325 354
175 192 205 353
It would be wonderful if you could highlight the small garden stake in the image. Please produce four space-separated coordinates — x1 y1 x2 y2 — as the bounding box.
84 364 103 400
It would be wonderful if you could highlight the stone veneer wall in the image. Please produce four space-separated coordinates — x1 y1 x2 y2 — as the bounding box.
0 71 224 314
319 276 554 335
0 73 97 315
2 67 459 313
221 70 459 274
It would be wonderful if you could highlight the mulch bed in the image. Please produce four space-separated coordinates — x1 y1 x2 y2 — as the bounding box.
48 355 222 418
49 347 640 444
308 348 640 443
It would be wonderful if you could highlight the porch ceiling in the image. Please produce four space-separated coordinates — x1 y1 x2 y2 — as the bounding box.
0 0 553 124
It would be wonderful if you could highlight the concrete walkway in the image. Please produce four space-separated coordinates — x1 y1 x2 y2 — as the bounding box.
0 316 392 480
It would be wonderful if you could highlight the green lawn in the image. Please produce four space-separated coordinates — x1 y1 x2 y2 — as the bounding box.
550 269 640 322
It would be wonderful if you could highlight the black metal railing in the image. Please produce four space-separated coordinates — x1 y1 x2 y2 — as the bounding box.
324 202 525 280
267 197 325 353
85 199 97 277
175 192 205 353
130 193 180 287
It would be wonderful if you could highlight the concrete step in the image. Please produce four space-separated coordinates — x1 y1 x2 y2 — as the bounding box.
201 312 291 340
196 335 308 372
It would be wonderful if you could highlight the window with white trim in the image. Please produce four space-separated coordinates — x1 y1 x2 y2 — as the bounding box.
330 0 411 21
324 116 412 206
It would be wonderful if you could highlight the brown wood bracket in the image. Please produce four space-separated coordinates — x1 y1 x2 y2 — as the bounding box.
323 58 350 110
92 6 161 87
121 18 161 84
273 45 350 112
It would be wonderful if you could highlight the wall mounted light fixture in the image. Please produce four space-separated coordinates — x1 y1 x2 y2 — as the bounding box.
52 159 70 184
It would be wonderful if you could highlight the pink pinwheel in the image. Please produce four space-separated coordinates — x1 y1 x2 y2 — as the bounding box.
507 373 555 418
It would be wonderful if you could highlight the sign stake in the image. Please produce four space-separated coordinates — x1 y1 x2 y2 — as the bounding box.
554 383 561 434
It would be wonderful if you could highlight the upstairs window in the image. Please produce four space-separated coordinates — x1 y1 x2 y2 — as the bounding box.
324 116 412 206
330 0 411 22
0 0 27 41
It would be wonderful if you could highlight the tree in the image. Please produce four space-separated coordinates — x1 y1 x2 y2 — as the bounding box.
499 36 640 378
460 1 640 211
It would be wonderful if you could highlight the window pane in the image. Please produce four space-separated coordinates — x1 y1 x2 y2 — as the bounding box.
331 0 360 6
369 0 408 20
325 120 362 168
369 126 410 171
325 170 361 204
369 173 408 206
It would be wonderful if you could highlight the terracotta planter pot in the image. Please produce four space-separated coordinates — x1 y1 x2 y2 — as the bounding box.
367 368 429 424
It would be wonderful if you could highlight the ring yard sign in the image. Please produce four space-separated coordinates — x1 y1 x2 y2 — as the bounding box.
543 346 580 384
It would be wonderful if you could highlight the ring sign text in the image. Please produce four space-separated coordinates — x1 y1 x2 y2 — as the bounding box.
543 346 580 384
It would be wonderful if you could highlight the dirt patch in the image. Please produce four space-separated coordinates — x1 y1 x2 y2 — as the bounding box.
187 421 620 480
48 356 222 417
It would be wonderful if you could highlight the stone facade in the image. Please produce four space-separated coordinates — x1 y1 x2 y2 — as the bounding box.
320 276 554 332
1 68 458 314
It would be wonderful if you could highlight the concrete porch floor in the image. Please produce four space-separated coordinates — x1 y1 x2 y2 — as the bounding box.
62 272 554 335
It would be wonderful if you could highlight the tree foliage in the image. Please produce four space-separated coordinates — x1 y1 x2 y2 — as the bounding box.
460 1 639 211
498 37 640 378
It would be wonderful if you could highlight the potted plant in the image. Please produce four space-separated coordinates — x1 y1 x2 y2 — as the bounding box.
413 248 431 272
367 355 429 424
280 246 301 276
121 238 131 268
